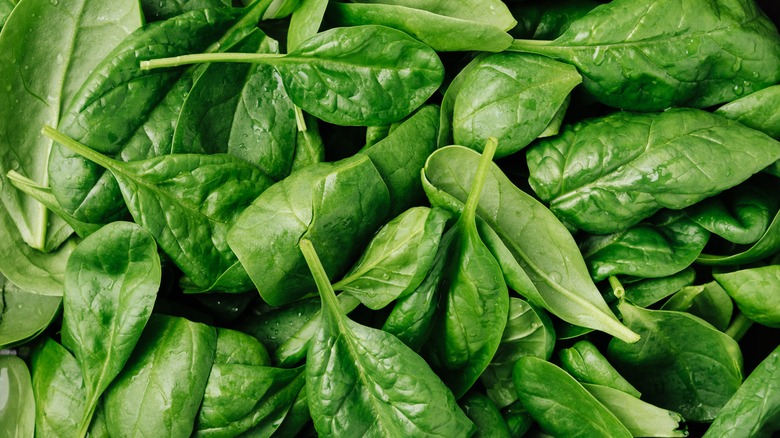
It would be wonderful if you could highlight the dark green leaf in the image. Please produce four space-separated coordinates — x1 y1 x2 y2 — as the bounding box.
460 392 511 438
621 268 696 308
661 282 734 332
141 0 233 21
0 355 35 437
286 0 328 51
233 298 321 355
559 340 640 398
714 265 780 328
697 205 780 265
0 276 61 349
511 0 602 40
716 84 780 139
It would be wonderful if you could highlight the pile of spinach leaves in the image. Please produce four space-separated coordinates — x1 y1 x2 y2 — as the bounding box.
1 0 779 436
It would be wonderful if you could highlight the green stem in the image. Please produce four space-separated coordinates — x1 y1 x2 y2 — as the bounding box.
509 39 555 51
300 239 343 323
294 105 308 132
608 276 625 301
461 137 498 224
41 126 116 172
140 52 284 70
725 312 754 342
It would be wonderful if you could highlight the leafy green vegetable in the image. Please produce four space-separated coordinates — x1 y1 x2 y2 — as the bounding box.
141 0 232 21
528 109 780 233
60 221 161 436
301 239 476 437
509 0 780 111
559 340 641 398
460 392 511 438
286 0 328 51
0 355 35 438
0 0 141 251
714 265 780 328
661 282 734 332
30 338 86 438
0 276 61 349
621 268 697 308
715 84 780 139
511 0 602 40
608 302 743 421
103 315 217 438
703 344 780 438
697 205 780 265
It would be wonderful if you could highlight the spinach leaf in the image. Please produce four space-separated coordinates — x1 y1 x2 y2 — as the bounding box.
715 84 780 139
714 265 780 328
422 145 640 343
214 328 271 366
30 337 86 438
703 344 780 438
290 113 325 171
350 0 516 31
511 0 602 40
452 52 581 158
608 302 743 421
300 239 475 437
0 0 13 29
142 0 233 21
661 282 734 332
269 385 311 438
509 0 780 111
0 276 61 349
460 392 511 438
60 221 161 436
559 340 641 398
0 0 141 251
327 1 514 52
143 25 445 126
480 298 555 409
621 268 696 308
233 298 321 355
582 383 686 438
697 205 780 265
286 0 328 51
502 400 533 438
528 109 780 234
425 138 509 398
172 28 298 181
0 355 35 437
333 206 448 309
513 356 632 438
46 126 274 293
262 0 300 20
438 53 486 148
581 210 710 281
103 315 217 438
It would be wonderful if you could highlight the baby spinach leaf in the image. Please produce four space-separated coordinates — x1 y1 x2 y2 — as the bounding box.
425 138 509 398
0 0 141 251
528 109 780 234
60 221 161 436
559 340 641 398
0 276 61 349
459 392 511 438
509 0 780 111
103 315 217 438
143 25 445 126
703 344 780 438
290 113 325 171
621 268 696 308
352 0 516 31
513 356 632 438
333 206 448 310
480 298 556 409
214 328 271 366
46 126 273 293
422 145 640 343
716 84 780 139
172 28 298 181
233 298 321 355
581 210 710 281
608 302 743 421
582 383 686 438
141 0 233 21
327 2 514 52
697 205 780 265
438 53 486 148
714 265 780 328
0 0 14 29
511 0 602 40
300 239 475 437
452 52 581 158
286 0 328 51
0 355 35 438
661 282 734 332
270 385 311 438
262 0 300 20
30 337 86 438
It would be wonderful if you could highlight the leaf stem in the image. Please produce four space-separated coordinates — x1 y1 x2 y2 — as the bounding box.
509 39 555 51
140 52 284 70
461 137 498 224
300 239 343 322
725 312 754 342
294 105 308 132
608 276 625 301
41 126 116 172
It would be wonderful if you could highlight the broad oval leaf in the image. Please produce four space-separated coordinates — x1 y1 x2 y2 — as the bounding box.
716 84 780 139
459 392 512 438
714 265 780 328
0 276 61 349
0 355 35 438
559 340 640 398
661 282 734 332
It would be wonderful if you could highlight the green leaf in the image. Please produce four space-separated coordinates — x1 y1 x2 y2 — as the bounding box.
621 268 696 308
559 340 641 398
141 0 233 21
513 356 632 438
422 145 639 343
0 355 35 438
703 344 780 438
0 0 141 251
661 282 734 332
103 315 217 438
214 328 271 366
286 0 328 51
0 276 61 349
300 239 475 437
459 392 511 438
233 298 321 356
510 0 602 40
714 265 780 328
453 52 581 158
608 302 743 421
715 84 780 139
528 109 780 234
290 113 325 172
509 0 780 111
697 204 780 265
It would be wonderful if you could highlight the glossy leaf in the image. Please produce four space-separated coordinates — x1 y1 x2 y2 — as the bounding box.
349 0 516 30
233 298 321 356
422 145 639 343
214 328 271 366
301 239 475 437
697 205 780 265
528 109 780 233
714 265 780 328
0 0 141 251
141 0 232 21
559 340 641 398
0 355 35 438
608 302 743 421
103 315 217 438
438 53 486 148
480 298 555 409
46 126 273 293
0 276 61 349
513 356 632 438
622 268 696 308
581 210 710 281
703 344 780 438
661 282 734 332
291 113 325 171
286 0 328 51
511 0 602 40
453 52 581 158
509 0 780 111
716 84 780 139
460 392 511 438
61 221 161 436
